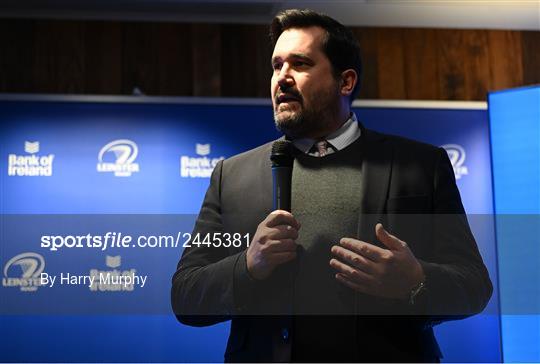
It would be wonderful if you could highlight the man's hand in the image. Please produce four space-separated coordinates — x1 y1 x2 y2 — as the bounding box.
329 223 424 300
246 210 300 280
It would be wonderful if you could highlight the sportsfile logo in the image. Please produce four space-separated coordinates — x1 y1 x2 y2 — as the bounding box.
442 144 469 180
7 141 55 177
180 143 225 178
97 139 140 177
2 252 45 292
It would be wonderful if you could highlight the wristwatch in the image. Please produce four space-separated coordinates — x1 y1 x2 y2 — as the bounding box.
408 279 427 305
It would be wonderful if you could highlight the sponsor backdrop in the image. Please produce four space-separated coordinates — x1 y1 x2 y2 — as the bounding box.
0 97 500 362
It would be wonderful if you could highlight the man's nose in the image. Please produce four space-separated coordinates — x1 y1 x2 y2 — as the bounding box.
277 64 295 89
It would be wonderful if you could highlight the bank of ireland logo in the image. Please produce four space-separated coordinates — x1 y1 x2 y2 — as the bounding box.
180 143 225 178
97 139 140 177
89 255 141 292
442 144 469 180
8 141 55 177
2 252 45 292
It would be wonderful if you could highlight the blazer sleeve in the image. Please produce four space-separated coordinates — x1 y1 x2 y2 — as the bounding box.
418 147 493 319
171 159 257 327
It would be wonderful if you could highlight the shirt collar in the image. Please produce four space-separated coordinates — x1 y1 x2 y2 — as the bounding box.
292 112 361 155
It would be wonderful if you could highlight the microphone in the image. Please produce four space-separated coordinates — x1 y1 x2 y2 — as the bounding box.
270 140 294 212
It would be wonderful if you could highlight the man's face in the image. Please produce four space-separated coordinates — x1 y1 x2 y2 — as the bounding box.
271 26 341 139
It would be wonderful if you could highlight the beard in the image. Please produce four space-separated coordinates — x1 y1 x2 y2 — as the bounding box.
273 84 341 139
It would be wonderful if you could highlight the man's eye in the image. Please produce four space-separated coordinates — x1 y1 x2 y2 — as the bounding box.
293 61 307 67
272 63 282 71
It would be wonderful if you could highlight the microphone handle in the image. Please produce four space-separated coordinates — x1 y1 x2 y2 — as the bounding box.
272 166 292 212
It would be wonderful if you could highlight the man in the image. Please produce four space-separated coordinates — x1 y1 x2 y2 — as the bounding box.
172 9 492 362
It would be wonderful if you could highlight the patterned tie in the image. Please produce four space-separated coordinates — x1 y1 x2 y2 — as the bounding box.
316 140 328 157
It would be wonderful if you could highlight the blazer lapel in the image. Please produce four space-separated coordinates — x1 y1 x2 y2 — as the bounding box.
356 127 393 243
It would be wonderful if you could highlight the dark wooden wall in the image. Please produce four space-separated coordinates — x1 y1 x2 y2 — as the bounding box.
1 18 538 100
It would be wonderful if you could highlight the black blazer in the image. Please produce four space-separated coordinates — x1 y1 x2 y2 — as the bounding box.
171 126 493 362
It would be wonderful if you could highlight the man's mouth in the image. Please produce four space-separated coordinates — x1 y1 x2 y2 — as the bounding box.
276 93 301 105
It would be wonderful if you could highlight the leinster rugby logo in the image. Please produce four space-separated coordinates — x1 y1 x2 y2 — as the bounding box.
2 252 45 292
442 144 469 180
180 143 225 178
97 139 140 177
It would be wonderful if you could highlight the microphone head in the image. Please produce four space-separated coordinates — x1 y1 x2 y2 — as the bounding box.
270 140 294 167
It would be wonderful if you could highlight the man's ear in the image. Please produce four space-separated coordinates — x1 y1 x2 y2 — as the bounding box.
340 69 357 97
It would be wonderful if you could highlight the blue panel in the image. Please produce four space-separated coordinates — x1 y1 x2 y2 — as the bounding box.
489 86 540 214
1 98 500 362
489 86 540 363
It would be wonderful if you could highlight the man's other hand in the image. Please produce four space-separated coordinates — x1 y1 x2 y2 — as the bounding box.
246 210 300 280
330 223 425 300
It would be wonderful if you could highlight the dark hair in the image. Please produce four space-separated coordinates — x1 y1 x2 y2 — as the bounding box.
270 9 362 103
